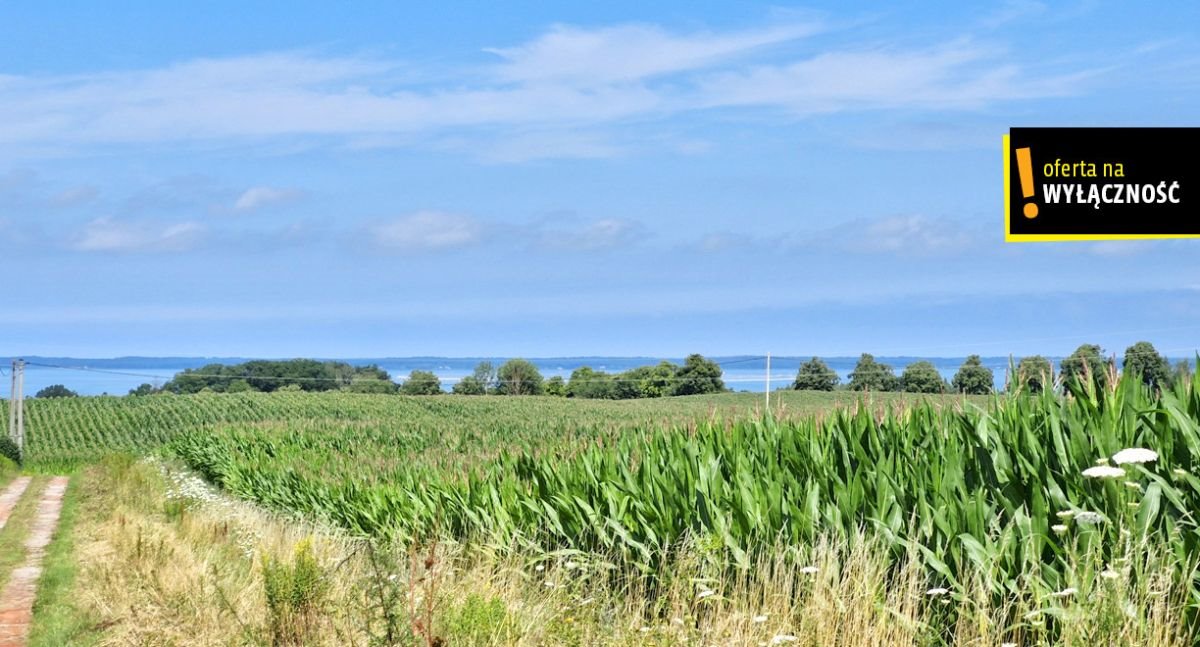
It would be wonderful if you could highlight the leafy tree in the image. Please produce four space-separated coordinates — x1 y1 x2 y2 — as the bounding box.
901 361 947 394
471 362 499 393
670 354 725 396
451 376 486 395
226 379 254 394
128 383 160 396
848 354 900 391
617 361 679 399
35 384 78 398
1016 355 1053 393
792 357 839 391
0 436 18 464
951 355 993 394
544 375 567 397
346 379 398 394
1060 343 1110 390
566 367 615 399
496 359 544 395
163 359 394 393
1122 341 1171 390
400 370 442 395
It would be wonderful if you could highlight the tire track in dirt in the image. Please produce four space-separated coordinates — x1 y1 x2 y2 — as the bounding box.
0 478 32 532
0 477 69 647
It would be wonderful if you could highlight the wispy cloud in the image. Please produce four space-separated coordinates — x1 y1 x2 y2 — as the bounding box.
687 214 978 257
0 22 1099 159
534 217 644 251
485 22 820 84
369 211 484 250
697 40 1083 115
836 214 976 255
70 217 205 253
233 186 303 212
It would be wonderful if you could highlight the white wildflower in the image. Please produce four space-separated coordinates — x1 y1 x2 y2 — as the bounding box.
1074 511 1105 525
535 564 545 572
1100 569 1120 580
799 566 818 575
1112 448 1158 465
753 615 769 623
1082 465 1126 479
697 589 716 600
926 587 950 597
1052 524 1068 534
1051 587 1078 598
1123 481 1142 490
1056 510 1075 518
770 636 798 645
640 626 650 633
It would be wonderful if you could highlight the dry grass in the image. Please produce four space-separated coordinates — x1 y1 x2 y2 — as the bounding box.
57 455 1194 646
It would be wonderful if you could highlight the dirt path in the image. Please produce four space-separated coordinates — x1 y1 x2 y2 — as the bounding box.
0 478 32 532
0 477 69 647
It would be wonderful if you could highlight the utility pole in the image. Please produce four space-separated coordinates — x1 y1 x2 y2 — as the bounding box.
16 359 24 458
8 359 24 459
765 353 771 413
8 361 16 450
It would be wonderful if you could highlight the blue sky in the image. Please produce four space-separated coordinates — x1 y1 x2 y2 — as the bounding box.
1 1 1198 358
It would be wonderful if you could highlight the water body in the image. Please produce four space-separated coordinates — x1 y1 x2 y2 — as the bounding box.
0 355 1085 397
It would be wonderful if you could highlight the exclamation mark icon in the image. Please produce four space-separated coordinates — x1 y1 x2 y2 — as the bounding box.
1015 147 1038 218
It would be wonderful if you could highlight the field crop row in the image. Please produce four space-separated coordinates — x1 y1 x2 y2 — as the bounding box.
168 374 1200 616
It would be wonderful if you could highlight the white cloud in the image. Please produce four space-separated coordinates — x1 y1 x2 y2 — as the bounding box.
696 41 1080 115
691 232 754 253
485 22 819 85
838 214 975 255
233 186 302 212
370 211 483 250
71 217 205 252
536 217 642 251
1086 240 1156 257
0 24 1098 158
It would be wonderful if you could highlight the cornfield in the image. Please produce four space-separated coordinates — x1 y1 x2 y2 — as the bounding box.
163 372 1200 635
13 377 1200 640
8 389 931 468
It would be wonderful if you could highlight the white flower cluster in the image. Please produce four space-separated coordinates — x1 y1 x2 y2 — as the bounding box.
145 458 262 556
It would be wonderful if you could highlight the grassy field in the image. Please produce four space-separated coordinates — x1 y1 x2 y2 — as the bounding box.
5 383 1200 645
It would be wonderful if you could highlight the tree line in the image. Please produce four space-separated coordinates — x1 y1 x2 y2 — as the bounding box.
441 354 726 399
34 341 1188 398
791 341 1188 394
123 354 728 399
142 360 398 395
